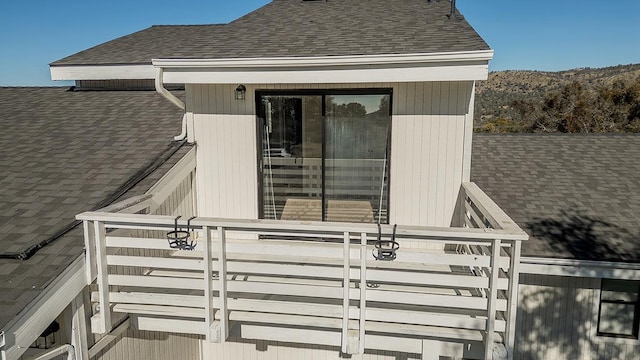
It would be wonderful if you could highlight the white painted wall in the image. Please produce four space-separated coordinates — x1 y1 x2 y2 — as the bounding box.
516 274 640 360
188 82 473 227
201 338 420 360
92 330 201 360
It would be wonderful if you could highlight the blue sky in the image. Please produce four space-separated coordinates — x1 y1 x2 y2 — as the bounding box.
0 0 638 86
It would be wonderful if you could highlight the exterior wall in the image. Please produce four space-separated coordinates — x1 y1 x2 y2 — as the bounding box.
188 81 473 227
516 274 640 360
152 172 196 218
201 338 420 360
92 330 200 360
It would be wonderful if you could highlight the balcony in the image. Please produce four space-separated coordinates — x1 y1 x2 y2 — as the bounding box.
77 148 527 359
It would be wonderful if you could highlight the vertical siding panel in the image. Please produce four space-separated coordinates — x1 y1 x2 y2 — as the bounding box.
427 82 441 226
444 82 458 224
405 82 418 226
418 82 432 226
411 82 424 227
435 82 450 226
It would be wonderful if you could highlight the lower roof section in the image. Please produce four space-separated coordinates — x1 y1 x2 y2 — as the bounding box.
472 134 640 263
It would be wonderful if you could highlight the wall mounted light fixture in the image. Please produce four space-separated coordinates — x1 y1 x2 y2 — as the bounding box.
234 85 246 100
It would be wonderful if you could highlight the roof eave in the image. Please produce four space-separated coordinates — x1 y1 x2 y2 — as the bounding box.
49 50 494 83
156 50 494 84
152 50 494 68
50 64 155 81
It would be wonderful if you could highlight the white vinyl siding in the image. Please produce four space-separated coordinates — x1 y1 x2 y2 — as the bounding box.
516 274 640 360
92 330 200 360
201 339 419 359
188 81 473 227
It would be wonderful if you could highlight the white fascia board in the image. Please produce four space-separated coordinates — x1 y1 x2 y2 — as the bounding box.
520 256 640 280
154 50 494 84
153 50 494 68
1 255 86 360
49 64 155 81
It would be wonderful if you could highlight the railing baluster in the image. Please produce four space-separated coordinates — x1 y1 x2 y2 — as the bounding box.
505 240 521 359
359 232 367 354
203 226 214 342
217 226 228 342
485 238 501 359
341 231 350 354
93 220 110 333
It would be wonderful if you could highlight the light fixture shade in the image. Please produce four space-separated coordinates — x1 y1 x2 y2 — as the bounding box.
235 85 246 100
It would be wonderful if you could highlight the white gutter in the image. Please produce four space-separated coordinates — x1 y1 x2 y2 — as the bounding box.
520 256 640 279
154 67 187 141
152 50 494 68
153 50 493 84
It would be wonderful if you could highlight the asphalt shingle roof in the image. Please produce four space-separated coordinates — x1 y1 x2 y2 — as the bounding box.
51 0 489 66
472 134 640 263
0 87 186 329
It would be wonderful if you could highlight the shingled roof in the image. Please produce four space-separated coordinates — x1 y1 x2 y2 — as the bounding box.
472 134 640 263
0 87 187 329
51 0 489 66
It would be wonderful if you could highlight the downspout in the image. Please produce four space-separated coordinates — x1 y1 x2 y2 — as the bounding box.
155 67 188 141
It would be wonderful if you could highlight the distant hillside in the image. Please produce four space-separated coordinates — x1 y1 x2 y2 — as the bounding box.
475 63 640 132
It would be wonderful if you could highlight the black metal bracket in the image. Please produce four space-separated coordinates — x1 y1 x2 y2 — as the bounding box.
373 223 399 261
166 216 197 250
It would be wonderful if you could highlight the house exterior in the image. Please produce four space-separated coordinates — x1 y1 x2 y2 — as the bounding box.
4 1 635 360
44 1 528 359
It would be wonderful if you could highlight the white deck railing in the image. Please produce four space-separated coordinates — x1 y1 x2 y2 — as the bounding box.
78 174 527 359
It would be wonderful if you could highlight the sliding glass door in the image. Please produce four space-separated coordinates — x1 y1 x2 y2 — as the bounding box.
258 90 391 224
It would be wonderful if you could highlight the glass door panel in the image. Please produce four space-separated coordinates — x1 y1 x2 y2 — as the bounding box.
261 95 322 220
325 95 390 223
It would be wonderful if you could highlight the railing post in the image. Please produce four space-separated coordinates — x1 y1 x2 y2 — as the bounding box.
359 232 367 354
82 220 96 284
485 238 501 360
216 226 228 342
505 240 521 359
203 226 215 342
93 221 110 334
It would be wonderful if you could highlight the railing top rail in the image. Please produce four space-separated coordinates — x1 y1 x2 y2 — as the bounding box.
95 194 154 213
462 182 528 238
76 211 528 241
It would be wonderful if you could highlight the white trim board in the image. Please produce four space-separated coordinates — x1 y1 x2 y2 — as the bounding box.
49 50 493 82
0 255 86 360
159 63 489 84
156 52 493 84
520 256 640 279
50 64 154 81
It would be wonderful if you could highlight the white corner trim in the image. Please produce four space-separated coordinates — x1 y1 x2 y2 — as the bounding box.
0 331 4 348
520 256 640 279
152 50 494 68
1 255 86 360
50 64 155 81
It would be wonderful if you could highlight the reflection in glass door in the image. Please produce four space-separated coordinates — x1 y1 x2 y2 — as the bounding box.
259 91 390 224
